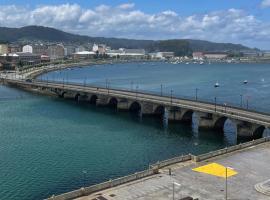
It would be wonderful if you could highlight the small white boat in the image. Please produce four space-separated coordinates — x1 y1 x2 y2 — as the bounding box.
214 82 220 87
200 61 204 65
243 80 248 84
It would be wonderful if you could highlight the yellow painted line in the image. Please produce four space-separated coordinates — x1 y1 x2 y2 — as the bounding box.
192 163 237 178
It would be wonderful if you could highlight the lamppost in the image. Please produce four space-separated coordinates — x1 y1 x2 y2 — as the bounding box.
170 89 173 105
225 167 228 200
131 81 134 91
136 85 139 99
106 79 108 89
108 80 110 94
172 182 181 200
161 84 163 96
225 166 234 200
214 97 217 112
83 77 86 87
240 94 243 108
246 98 249 109
195 88 198 101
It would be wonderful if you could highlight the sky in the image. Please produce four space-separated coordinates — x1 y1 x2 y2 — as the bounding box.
1 0 270 49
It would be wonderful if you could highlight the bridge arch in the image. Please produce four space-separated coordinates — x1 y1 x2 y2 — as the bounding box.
181 110 193 124
61 91 67 98
154 105 165 116
74 93 80 101
214 116 228 132
90 95 98 105
108 97 118 108
129 101 142 113
253 126 266 139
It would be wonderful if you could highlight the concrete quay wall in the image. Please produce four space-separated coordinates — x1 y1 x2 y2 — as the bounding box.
46 136 270 200
46 169 156 200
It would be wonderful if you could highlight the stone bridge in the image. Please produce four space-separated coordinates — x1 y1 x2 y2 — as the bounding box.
4 78 270 139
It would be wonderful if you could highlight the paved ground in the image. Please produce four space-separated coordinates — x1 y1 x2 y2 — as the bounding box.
77 143 270 200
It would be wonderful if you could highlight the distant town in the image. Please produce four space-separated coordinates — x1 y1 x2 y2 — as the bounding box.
0 41 270 71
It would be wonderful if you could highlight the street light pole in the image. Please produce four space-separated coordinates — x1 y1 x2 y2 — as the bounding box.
170 89 173 105
172 182 181 200
225 167 228 200
131 81 134 91
240 94 243 108
84 77 86 87
173 182 175 200
136 85 139 99
214 97 217 112
195 88 198 101
161 84 163 96
246 99 249 109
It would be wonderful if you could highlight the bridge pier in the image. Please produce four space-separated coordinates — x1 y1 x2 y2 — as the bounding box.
117 99 129 111
141 102 156 115
96 95 109 106
236 122 265 139
77 94 89 102
168 107 182 122
197 112 216 130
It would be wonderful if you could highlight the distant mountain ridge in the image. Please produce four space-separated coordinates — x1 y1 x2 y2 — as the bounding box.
0 26 257 56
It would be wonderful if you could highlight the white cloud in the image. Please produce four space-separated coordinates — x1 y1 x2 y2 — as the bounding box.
0 3 269 48
261 0 270 8
118 3 135 10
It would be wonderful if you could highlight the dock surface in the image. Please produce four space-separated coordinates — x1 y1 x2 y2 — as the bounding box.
76 142 270 200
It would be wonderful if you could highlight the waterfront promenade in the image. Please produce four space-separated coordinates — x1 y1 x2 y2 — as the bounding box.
74 140 270 200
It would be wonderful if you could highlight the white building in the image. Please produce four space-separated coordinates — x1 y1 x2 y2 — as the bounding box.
152 52 174 59
0 44 8 55
263 51 270 57
204 52 228 59
92 44 106 54
73 51 96 59
92 44 99 52
22 45 33 53
106 49 125 57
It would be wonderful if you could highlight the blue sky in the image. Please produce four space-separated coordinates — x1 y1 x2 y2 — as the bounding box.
1 0 270 49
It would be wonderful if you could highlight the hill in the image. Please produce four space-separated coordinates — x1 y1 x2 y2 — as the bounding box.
0 26 256 56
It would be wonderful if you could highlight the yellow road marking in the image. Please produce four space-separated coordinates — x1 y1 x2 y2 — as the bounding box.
192 163 237 178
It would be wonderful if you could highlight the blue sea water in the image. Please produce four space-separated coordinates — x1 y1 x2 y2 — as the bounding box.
0 62 269 199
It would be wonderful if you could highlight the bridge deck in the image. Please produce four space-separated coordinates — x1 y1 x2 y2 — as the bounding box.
4 78 270 128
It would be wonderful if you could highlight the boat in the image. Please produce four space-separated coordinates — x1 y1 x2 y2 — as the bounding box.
199 61 204 65
214 82 220 88
243 80 248 84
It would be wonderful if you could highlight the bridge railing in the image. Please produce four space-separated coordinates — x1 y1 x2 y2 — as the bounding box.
40 79 270 116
